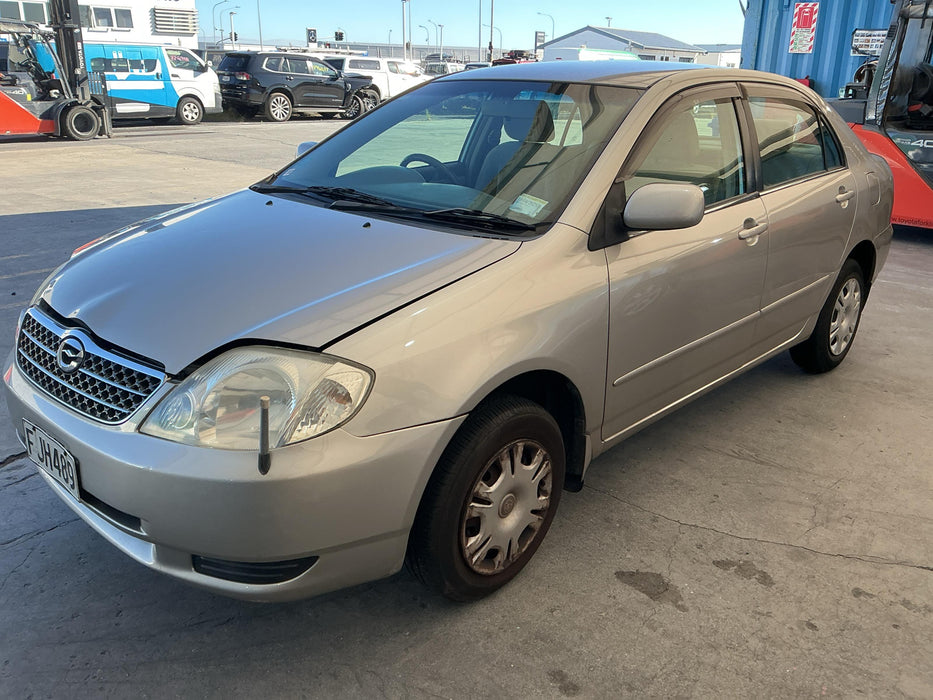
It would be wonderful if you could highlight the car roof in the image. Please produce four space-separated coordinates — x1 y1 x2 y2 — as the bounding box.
439 61 818 94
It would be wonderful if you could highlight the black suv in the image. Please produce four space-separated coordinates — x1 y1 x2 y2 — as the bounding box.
217 52 377 122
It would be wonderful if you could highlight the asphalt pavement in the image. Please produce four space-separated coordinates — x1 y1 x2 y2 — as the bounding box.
0 118 931 698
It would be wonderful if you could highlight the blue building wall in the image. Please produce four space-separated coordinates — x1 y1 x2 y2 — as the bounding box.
741 0 894 98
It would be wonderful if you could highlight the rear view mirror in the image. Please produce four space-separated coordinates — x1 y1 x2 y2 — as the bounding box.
296 141 318 157
623 183 705 231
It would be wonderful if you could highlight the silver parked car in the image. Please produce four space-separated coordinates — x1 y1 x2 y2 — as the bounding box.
2 62 893 602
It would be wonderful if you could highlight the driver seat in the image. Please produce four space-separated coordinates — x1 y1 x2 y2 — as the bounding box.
476 100 555 191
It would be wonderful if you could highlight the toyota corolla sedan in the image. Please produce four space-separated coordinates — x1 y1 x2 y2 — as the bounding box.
2 62 893 602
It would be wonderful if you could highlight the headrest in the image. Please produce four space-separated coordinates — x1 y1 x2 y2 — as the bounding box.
483 99 555 142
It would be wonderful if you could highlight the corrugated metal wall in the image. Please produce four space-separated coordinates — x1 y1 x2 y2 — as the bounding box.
741 0 895 98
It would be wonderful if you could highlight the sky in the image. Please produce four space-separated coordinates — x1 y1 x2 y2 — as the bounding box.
195 0 746 53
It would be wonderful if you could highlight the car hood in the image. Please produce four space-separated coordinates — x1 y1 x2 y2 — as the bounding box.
38 190 520 374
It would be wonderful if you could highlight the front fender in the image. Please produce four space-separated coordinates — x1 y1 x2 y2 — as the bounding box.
329 224 610 438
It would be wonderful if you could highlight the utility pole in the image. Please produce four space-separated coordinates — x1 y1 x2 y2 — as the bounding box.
256 0 263 50
439 24 444 59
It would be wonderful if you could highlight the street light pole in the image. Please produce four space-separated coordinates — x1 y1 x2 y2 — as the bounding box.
211 0 230 47
488 0 495 62
401 0 407 61
477 0 482 62
256 0 263 50
438 24 444 59
483 23 501 57
427 19 438 52
229 11 236 48
536 11 554 42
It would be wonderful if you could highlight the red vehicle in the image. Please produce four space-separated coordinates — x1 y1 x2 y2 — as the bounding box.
0 0 110 140
492 49 537 66
831 0 933 229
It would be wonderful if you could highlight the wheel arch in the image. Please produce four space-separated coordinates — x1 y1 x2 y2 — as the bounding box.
847 240 877 296
488 370 588 492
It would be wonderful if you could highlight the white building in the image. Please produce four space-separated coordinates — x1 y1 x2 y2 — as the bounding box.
696 44 742 69
0 0 199 48
539 26 706 64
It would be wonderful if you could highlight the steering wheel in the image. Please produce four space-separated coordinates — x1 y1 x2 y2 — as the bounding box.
400 153 456 183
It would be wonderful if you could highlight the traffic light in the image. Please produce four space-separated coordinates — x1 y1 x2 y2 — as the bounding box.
233 31 238 41
335 30 345 41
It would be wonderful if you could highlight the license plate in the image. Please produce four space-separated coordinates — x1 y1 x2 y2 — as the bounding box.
220 75 231 82
23 420 80 500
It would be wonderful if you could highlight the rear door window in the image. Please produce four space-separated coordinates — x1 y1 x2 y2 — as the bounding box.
218 54 250 72
748 96 843 189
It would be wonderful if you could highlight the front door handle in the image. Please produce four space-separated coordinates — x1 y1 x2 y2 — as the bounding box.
835 187 856 204
738 217 768 240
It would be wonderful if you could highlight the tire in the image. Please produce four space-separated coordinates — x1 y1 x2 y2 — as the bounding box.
175 96 203 125
360 91 378 112
61 105 99 141
341 94 364 120
264 92 292 122
790 258 865 374
407 395 565 601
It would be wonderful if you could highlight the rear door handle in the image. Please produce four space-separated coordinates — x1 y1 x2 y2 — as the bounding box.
170 73 180 78
738 217 768 240
835 188 856 203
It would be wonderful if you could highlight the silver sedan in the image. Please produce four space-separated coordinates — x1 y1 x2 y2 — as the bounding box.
2 62 893 601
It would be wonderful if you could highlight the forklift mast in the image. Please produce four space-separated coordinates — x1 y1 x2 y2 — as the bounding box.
47 0 90 101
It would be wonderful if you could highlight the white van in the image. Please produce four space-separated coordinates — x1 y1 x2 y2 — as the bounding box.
84 43 222 124
320 56 428 102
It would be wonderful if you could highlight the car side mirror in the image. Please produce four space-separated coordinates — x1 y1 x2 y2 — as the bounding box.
296 141 317 157
622 183 705 231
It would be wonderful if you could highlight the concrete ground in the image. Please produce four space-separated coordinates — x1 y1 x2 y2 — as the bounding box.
0 119 930 698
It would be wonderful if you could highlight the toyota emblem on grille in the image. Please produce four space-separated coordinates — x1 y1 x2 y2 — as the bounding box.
56 337 86 373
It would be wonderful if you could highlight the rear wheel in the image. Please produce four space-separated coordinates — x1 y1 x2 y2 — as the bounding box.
175 96 203 125
264 92 292 122
61 105 99 141
790 259 865 373
407 395 565 601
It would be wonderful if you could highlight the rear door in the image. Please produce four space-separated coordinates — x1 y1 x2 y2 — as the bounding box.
603 84 769 441
742 85 858 350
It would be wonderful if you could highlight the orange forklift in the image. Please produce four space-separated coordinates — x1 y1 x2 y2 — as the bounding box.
0 0 110 140
831 0 933 229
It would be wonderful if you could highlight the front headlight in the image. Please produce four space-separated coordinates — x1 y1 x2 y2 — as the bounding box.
140 347 372 450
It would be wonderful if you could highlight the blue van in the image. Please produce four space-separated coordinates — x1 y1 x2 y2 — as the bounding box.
84 43 221 124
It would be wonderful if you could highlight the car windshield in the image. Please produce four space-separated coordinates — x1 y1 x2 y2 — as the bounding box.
269 79 642 230
217 54 250 72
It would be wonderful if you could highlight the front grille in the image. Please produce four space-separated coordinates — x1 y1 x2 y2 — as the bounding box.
16 308 164 424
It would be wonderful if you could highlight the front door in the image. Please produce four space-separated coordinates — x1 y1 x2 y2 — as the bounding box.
603 86 769 441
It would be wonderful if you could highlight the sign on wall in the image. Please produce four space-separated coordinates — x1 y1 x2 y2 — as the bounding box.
850 29 887 56
789 2 819 54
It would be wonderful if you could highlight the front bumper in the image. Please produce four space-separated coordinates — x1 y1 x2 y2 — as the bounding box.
2 350 463 601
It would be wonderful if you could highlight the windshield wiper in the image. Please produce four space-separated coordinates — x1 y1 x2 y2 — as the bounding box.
422 208 539 232
250 183 407 209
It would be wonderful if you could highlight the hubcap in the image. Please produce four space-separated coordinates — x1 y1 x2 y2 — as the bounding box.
460 440 553 575
270 96 290 121
182 102 200 122
829 277 861 356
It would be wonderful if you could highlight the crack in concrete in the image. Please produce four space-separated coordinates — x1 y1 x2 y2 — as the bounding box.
0 452 27 469
0 517 79 548
3 471 37 488
584 483 933 574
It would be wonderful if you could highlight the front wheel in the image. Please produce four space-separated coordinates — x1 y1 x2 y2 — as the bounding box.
61 105 99 141
175 96 203 125
790 258 865 373
341 94 364 120
407 395 565 601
